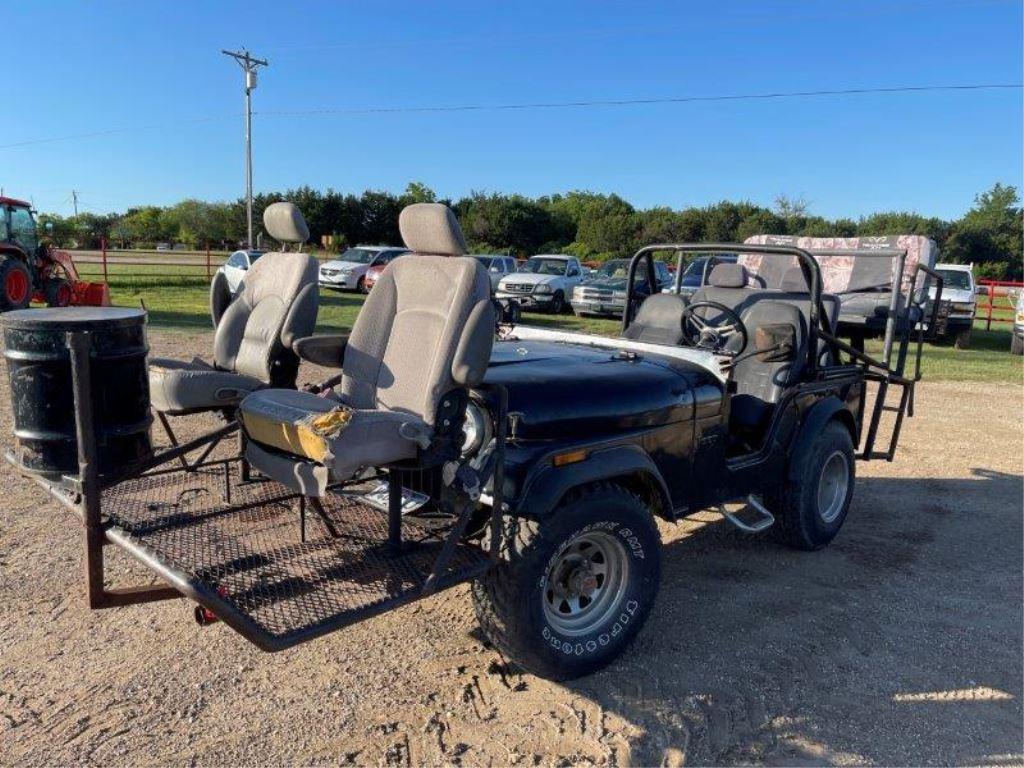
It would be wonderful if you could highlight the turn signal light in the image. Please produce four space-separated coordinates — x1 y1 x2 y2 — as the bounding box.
552 449 588 467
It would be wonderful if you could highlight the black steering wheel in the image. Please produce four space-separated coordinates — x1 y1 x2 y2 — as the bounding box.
681 301 748 355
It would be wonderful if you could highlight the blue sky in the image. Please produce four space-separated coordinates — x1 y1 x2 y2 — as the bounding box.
3 0 1021 220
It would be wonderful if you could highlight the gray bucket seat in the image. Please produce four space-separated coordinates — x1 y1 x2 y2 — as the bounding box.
238 203 495 495
148 202 319 415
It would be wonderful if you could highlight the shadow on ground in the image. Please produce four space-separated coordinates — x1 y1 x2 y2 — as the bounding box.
523 468 1024 765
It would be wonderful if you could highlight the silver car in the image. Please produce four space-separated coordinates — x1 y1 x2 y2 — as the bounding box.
216 249 265 295
473 254 518 291
319 246 409 292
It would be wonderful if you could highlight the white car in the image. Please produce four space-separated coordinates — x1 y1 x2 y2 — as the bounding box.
929 263 978 348
319 246 409 293
495 254 584 313
217 249 265 295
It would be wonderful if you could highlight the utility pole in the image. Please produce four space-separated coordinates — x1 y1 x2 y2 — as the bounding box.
72 190 78 217
221 48 268 248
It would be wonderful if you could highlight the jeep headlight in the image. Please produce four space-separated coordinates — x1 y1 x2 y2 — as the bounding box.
534 284 553 294
461 401 492 457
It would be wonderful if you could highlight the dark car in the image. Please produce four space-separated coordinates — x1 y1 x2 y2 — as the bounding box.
570 258 671 316
663 253 739 296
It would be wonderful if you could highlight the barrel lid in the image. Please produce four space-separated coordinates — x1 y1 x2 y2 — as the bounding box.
2 307 146 331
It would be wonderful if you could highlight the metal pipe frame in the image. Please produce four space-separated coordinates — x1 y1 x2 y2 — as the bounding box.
625 243 828 376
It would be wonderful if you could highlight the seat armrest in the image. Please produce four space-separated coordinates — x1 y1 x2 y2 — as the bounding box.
293 334 349 368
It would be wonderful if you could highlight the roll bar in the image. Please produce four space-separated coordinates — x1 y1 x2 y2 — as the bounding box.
624 243 830 375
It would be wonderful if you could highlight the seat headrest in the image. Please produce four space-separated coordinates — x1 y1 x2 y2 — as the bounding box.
781 267 808 292
708 263 748 288
264 202 310 245
399 203 467 256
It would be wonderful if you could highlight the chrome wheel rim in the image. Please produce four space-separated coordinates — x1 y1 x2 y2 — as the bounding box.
817 450 849 524
542 530 630 636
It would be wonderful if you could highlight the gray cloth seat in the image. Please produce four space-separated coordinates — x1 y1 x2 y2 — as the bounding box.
149 202 319 415
239 203 495 494
729 301 808 432
622 293 688 345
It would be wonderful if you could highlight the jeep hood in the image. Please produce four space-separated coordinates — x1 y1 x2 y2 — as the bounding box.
482 339 722 441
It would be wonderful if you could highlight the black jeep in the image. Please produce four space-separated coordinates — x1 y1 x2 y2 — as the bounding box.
4 228 943 681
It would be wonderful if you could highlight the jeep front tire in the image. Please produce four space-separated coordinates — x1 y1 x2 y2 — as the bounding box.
472 483 661 680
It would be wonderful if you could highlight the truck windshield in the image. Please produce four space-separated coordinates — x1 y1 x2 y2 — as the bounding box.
936 269 972 291
595 260 629 278
519 258 568 275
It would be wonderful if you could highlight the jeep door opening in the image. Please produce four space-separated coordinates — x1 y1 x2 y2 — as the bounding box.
3 207 944 680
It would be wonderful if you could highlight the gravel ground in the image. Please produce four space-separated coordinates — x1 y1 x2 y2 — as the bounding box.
0 330 1021 766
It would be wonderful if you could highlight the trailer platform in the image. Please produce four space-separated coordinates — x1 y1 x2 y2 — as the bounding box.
98 462 490 651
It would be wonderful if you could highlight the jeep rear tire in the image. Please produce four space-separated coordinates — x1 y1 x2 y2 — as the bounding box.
0 258 32 311
767 420 855 551
472 483 661 680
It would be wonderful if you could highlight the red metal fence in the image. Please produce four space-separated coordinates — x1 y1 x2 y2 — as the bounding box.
977 279 1023 330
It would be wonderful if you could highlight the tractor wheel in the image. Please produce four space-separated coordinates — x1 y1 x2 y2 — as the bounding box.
0 258 32 311
45 279 74 308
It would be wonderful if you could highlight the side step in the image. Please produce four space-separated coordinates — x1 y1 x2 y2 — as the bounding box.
718 495 775 533
101 465 490 652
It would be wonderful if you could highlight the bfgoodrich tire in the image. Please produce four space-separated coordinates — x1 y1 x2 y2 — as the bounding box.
767 420 855 551
472 483 661 680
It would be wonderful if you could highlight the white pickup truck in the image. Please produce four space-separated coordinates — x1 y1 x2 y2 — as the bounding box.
495 254 584 313
930 263 978 349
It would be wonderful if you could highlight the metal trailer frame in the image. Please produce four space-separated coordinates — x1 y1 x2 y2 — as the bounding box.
5 326 508 650
625 243 944 462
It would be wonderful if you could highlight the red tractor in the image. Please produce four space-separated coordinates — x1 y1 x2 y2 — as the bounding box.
0 195 109 311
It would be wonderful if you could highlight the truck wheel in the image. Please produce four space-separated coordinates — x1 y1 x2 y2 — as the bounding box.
45 278 73 307
549 290 566 314
767 420 855 551
0 258 32 311
1012 333 1024 356
954 328 972 350
471 483 661 680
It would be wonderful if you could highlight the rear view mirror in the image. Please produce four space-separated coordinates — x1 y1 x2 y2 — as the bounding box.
755 324 796 362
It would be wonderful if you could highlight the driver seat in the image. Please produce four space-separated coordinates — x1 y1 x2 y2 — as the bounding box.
622 294 688 345
237 203 495 495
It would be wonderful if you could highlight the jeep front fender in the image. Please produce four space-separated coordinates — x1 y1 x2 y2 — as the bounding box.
515 443 672 520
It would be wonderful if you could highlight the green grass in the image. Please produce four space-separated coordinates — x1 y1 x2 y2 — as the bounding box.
90 280 1022 383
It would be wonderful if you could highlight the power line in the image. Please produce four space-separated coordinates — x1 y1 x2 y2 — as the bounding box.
0 83 1019 151
259 83 1022 118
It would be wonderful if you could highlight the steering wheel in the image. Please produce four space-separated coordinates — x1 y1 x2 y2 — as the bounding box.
681 301 749 355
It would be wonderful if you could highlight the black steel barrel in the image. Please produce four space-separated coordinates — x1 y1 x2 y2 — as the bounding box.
3 307 152 479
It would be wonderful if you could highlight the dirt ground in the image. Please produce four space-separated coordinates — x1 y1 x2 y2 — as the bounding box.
1 330 1021 767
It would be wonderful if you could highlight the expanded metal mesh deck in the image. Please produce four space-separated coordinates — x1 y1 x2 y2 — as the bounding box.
100 463 489 650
